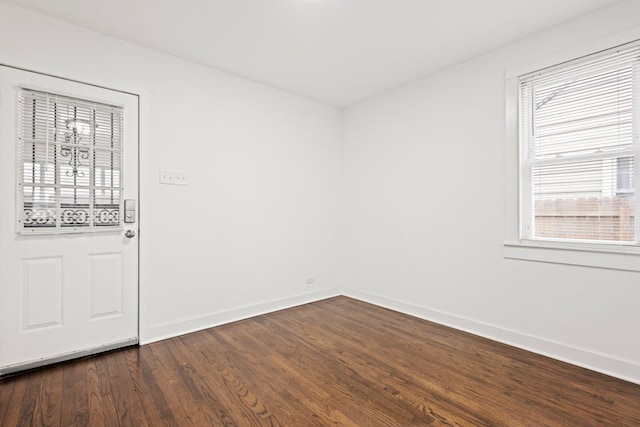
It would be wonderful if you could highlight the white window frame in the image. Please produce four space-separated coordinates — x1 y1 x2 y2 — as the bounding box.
505 35 640 272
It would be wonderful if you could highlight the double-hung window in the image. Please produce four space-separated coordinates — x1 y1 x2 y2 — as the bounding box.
516 43 640 251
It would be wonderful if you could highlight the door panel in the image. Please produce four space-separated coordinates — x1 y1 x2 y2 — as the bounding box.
0 66 139 374
22 257 63 329
89 252 124 318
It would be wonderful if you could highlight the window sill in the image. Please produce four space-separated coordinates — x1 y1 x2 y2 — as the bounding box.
503 241 640 272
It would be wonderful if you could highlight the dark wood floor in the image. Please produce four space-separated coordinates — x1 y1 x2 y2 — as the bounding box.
1 296 639 426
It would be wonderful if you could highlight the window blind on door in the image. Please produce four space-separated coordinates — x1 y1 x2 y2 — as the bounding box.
17 88 124 233
519 44 640 244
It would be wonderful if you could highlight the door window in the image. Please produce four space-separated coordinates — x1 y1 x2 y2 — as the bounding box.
17 89 124 233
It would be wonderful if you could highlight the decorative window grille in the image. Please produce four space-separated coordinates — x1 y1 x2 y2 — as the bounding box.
17 88 124 234
519 43 640 245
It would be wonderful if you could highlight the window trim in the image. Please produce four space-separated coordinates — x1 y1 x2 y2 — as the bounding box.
505 33 640 271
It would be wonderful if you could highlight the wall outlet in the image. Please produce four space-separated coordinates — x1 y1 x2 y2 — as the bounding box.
305 276 315 284
159 170 189 186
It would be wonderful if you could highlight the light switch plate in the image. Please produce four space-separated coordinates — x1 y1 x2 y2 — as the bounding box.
159 170 188 186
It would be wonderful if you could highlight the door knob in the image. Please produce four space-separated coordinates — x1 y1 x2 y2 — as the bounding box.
125 229 136 238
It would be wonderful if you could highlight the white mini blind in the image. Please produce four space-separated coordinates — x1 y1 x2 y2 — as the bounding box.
519 43 640 244
17 88 124 233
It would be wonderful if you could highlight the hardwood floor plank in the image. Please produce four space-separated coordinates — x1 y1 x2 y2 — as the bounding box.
71 359 90 426
140 342 197 424
208 323 343 425
124 345 179 426
15 369 44 426
87 359 108 427
31 365 63 426
176 330 284 426
59 358 78 426
103 348 149 426
0 375 17 425
92 354 121 427
220 325 360 426
169 336 242 426
1 296 639 426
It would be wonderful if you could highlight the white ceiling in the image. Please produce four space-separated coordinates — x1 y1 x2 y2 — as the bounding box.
3 0 621 107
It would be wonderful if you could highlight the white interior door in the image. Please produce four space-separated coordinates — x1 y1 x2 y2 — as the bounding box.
0 66 139 375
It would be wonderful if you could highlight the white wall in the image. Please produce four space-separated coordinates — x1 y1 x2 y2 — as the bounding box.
0 2 342 343
342 0 640 383
2 0 639 384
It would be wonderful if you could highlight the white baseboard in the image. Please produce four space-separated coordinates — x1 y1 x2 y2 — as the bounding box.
142 287 341 345
141 285 639 385
343 287 640 385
